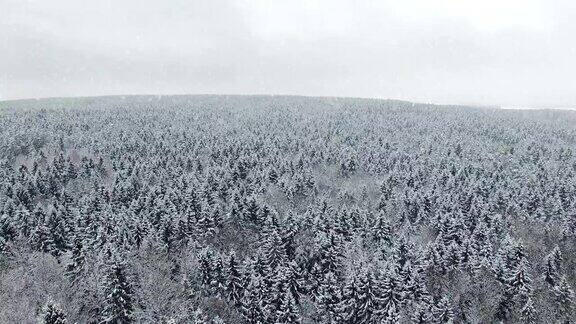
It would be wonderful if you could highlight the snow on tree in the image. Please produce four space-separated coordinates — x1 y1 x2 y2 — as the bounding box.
40 301 68 324
100 252 135 323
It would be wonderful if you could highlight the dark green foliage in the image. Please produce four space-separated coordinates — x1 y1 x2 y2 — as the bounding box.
224 251 245 306
544 246 563 287
315 271 341 323
65 233 86 283
0 96 575 323
100 255 135 323
41 301 68 324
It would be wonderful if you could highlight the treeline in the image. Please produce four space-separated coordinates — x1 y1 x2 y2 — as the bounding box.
0 95 575 323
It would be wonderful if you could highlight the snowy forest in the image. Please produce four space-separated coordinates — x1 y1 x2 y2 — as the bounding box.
0 95 575 323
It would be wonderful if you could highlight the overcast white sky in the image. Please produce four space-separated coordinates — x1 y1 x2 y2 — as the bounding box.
1 0 575 107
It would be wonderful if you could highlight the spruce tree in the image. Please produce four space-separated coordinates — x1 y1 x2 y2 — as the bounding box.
241 273 267 324
188 308 210 324
65 232 86 283
378 269 403 323
315 271 341 323
225 251 245 306
317 232 344 277
41 301 68 324
432 296 454 324
380 304 400 324
401 267 429 304
337 275 360 323
275 290 301 323
198 248 216 291
31 217 56 255
243 197 261 226
370 215 392 246
543 246 562 287
262 228 286 271
46 206 68 257
281 213 298 259
282 261 305 304
411 301 433 324
354 271 381 324
520 296 537 323
552 276 575 317
100 254 135 323
0 213 15 253
505 245 532 302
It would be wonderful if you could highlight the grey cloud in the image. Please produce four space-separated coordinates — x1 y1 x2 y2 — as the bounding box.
1 0 575 107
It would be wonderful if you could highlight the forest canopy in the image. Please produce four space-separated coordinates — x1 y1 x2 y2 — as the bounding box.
0 95 575 323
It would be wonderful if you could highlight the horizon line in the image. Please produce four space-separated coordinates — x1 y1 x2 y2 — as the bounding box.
1 93 575 111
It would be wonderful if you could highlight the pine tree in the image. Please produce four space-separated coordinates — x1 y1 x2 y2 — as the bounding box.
520 296 537 323
159 216 175 252
411 301 433 324
243 197 261 226
188 308 210 324
494 238 534 321
225 251 245 306
52 210 69 251
282 261 305 304
262 227 286 271
370 215 392 246
198 248 213 289
274 290 301 323
100 254 135 323
315 271 341 323
401 268 429 304
337 275 361 323
334 210 353 239
212 254 226 293
212 315 226 324
32 205 69 259
65 232 86 283
339 151 358 177
354 271 381 324
267 269 289 320
66 160 77 180
31 217 56 255
505 245 532 302
197 206 217 238
0 213 15 253
281 213 298 259
379 269 403 323
553 276 575 315
241 273 267 324
380 304 400 324
543 245 562 287
317 232 344 277
14 204 32 238
432 296 454 324
132 218 148 249
41 301 68 324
